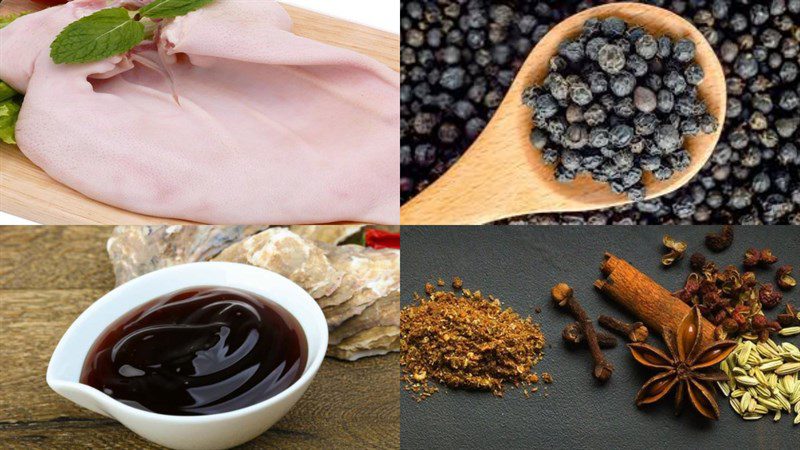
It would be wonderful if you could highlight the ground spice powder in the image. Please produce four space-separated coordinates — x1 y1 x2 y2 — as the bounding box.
401 284 546 401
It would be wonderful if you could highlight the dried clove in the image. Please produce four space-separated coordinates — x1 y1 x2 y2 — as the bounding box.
598 315 649 343
552 283 613 382
704 225 733 252
562 322 617 349
743 248 778 268
661 235 687 266
776 265 796 291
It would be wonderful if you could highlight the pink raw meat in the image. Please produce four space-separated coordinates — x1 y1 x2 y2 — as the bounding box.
0 0 399 224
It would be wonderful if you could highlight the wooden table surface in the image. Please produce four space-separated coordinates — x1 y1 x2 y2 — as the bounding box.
0 227 399 449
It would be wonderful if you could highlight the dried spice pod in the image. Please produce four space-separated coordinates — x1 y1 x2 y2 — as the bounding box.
749 314 782 340
689 253 706 271
689 252 717 273
743 248 778 268
777 304 800 328
661 235 687 266
628 307 737 420
704 225 733 252
776 265 796 291
758 284 783 309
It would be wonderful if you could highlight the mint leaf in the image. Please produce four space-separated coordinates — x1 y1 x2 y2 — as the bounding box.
0 11 30 29
50 8 145 64
0 99 21 145
140 0 214 19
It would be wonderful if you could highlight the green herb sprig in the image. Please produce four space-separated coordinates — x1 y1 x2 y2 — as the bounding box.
50 0 215 64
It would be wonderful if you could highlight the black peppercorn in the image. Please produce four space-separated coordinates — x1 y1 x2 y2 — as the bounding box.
598 44 626 74
610 71 636 96
684 63 705 85
601 17 626 37
635 34 658 59
655 124 681 152
673 38 696 62
589 127 611 147
414 144 437 167
664 70 687 94
586 37 609 60
657 89 675 113
559 40 585 63
626 54 649 76
633 87 657 113
586 71 609 93
734 53 759 79
610 124 634 148
584 103 607 126
569 81 594 106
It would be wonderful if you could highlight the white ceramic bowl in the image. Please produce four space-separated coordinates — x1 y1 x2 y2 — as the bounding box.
47 262 328 450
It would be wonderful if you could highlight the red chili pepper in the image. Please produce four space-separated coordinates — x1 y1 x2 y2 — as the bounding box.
365 229 399 250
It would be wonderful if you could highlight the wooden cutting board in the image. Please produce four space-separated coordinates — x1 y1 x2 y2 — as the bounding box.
0 0 399 224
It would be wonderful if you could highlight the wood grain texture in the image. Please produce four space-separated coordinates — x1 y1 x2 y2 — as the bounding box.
0 0 399 225
0 227 399 449
400 3 725 225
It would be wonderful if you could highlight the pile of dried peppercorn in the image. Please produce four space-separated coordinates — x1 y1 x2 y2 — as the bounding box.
523 16 718 201
401 0 800 224
401 282 546 400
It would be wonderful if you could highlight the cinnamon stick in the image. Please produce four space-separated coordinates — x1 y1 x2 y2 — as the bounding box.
594 253 715 347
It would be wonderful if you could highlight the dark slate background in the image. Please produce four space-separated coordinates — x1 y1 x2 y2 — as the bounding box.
400 226 799 450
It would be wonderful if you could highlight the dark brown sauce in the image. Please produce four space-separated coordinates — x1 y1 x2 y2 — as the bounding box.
81 286 307 416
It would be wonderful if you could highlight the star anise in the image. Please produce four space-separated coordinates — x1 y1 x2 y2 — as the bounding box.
628 306 737 420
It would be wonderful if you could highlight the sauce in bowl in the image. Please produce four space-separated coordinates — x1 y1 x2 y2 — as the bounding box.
80 286 307 415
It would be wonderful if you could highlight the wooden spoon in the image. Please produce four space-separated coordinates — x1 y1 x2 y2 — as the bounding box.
400 3 726 225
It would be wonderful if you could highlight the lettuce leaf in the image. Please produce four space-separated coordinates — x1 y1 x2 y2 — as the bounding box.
0 12 30 29
0 81 16 102
0 13 27 144
0 97 21 144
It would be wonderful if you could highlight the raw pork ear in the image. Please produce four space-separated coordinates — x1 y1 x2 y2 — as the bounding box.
0 0 399 224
